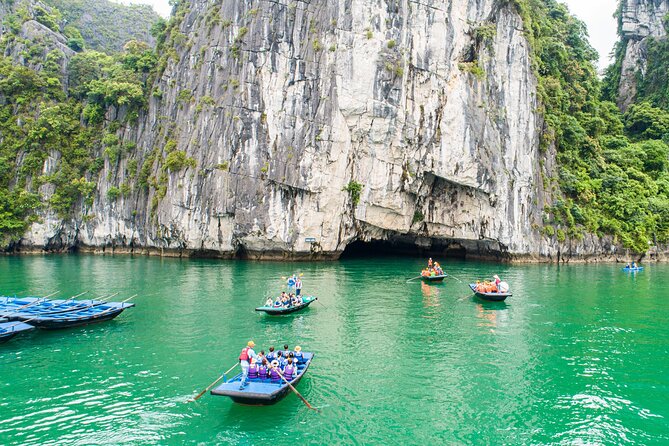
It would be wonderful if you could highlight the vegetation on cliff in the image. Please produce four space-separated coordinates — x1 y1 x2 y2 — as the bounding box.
511 0 669 252
0 0 667 253
41 0 160 53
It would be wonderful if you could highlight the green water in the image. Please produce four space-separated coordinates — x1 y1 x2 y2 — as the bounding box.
1 255 668 445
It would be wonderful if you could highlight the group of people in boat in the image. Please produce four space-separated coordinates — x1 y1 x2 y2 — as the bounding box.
475 274 507 293
265 291 304 308
238 341 305 389
422 258 444 277
625 262 639 269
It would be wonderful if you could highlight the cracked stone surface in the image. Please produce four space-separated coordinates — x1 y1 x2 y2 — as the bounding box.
11 0 660 262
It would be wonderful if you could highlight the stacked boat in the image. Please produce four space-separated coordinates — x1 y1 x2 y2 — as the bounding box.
0 293 135 344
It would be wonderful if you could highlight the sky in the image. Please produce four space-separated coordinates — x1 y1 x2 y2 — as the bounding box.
115 0 619 69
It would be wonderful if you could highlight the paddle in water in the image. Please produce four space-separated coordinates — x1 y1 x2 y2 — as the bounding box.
271 365 318 412
190 363 239 402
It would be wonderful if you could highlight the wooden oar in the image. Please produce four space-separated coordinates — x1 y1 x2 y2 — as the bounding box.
314 297 327 309
190 363 239 402
406 276 422 283
271 365 318 412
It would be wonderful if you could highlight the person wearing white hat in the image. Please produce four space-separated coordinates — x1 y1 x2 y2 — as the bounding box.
238 341 258 390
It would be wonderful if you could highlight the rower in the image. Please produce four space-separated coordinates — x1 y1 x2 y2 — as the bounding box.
238 341 258 390
269 360 281 382
283 360 296 380
493 275 501 292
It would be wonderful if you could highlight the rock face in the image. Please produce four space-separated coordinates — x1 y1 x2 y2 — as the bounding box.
15 0 645 261
617 0 669 110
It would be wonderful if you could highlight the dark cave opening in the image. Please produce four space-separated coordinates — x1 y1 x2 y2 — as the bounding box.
340 239 468 260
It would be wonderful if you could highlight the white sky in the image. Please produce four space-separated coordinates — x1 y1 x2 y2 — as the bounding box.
116 0 619 69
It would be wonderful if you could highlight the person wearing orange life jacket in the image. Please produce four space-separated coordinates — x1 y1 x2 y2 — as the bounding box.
238 341 259 390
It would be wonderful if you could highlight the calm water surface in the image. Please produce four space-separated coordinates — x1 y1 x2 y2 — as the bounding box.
0 255 668 445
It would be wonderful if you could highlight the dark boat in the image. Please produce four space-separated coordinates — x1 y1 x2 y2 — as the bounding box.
421 274 447 283
211 353 314 405
255 296 317 315
469 283 512 302
0 322 35 343
17 302 135 329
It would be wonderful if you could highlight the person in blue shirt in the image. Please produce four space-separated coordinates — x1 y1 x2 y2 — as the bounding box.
293 345 304 364
265 346 276 362
282 344 291 358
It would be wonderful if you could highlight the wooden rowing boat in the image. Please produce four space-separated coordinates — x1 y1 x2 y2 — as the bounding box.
255 296 317 315
469 283 512 302
211 353 314 405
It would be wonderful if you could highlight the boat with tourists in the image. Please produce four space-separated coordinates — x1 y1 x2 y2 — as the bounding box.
622 263 643 272
469 278 512 302
0 321 34 343
420 258 447 283
255 295 317 315
211 351 314 405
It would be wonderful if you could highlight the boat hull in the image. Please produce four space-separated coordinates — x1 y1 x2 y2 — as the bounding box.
255 297 317 315
211 353 313 405
421 275 447 283
0 322 35 343
622 267 643 272
24 305 133 329
469 284 512 301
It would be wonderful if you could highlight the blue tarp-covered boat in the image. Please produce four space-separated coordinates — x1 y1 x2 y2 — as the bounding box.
14 301 135 329
211 353 314 405
255 296 317 315
0 322 34 343
469 283 512 302
0 297 109 319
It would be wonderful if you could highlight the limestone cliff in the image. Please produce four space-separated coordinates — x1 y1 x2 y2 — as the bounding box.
616 0 669 110
12 0 649 261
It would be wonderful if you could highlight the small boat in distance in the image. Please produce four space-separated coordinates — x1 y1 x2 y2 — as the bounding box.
622 266 644 272
0 322 34 344
211 352 314 405
255 296 318 315
469 283 512 302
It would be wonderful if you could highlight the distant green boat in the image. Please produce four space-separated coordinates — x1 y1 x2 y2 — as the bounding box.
255 296 318 315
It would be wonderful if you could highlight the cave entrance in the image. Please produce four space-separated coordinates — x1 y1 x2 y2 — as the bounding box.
340 239 467 260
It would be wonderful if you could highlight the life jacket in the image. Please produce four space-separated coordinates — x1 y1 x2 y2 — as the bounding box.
259 365 268 379
266 352 276 362
248 364 259 378
239 347 250 361
294 352 304 363
269 367 280 381
283 364 295 380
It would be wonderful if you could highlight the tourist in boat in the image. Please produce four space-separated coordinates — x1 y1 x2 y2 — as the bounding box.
493 275 501 292
428 258 433 268
294 345 304 364
258 361 268 380
238 341 259 390
434 262 443 275
257 350 266 366
266 346 276 362
276 350 285 368
265 297 273 306
248 359 259 379
269 360 281 382
283 360 296 380
632 261 637 268
282 344 291 358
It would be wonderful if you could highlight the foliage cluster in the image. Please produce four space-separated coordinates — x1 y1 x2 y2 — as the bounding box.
513 0 669 251
42 0 161 52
